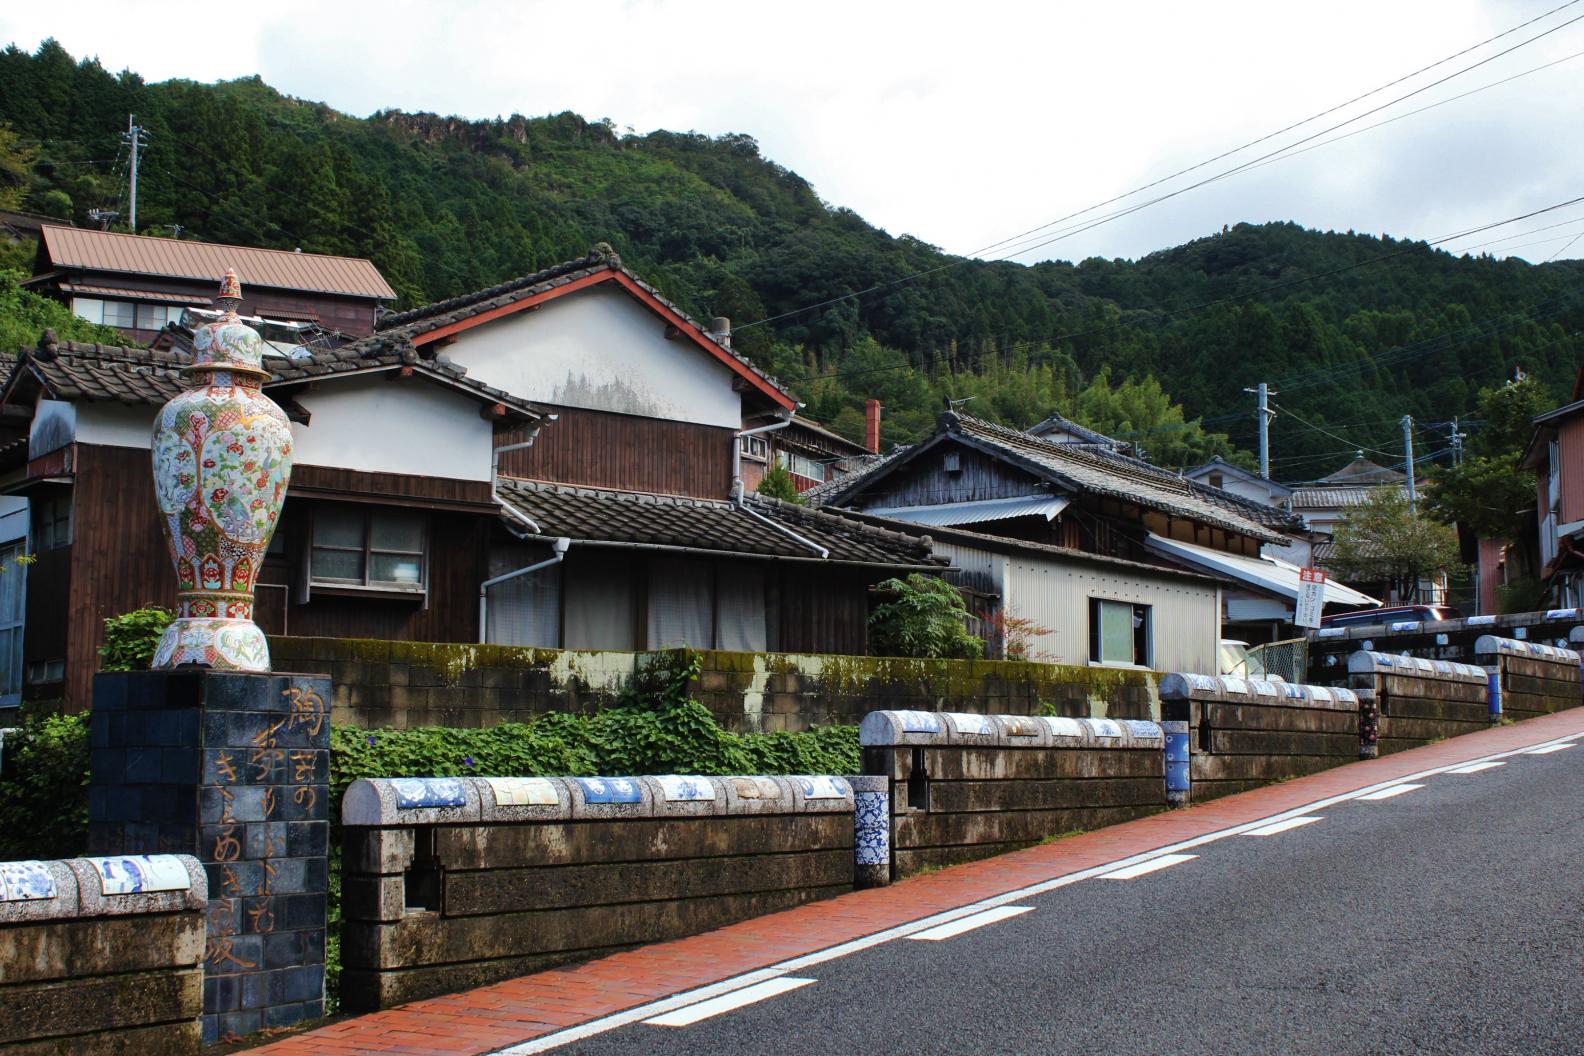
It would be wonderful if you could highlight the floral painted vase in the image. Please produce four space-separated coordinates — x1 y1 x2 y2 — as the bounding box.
150 270 293 671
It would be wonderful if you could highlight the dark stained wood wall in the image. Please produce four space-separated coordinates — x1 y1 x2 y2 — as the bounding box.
497 405 734 499
858 440 1045 508
773 566 871 656
289 465 496 510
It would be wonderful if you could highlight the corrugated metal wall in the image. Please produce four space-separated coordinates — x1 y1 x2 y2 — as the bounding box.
934 540 1218 673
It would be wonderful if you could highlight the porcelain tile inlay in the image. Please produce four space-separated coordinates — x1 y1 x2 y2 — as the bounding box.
943 712 994 736
656 775 716 802
576 777 643 803
84 854 192 895
392 777 467 809
730 776 782 799
485 777 559 807
898 711 942 733
1042 716 1084 738
796 776 850 799
1084 718 1124 738
0 860 56 901
1123 720 1163 740
854 790 890 866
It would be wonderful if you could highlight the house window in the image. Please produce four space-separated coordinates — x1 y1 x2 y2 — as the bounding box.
776 450 826 482
72 297 104 324
135 303 181 330
310 507 426 591
1089 598 1151 666
101 300 137 329
739 435 769 461
26 659 63 685
0 541 25 703
1208 473 1224 489
33 494 70 550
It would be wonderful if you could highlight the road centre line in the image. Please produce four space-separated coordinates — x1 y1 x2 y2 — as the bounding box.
1098 853 1197 879
908 905 1034 940
490 727 1584 1055
643 978 816 1027
1357 783 1424 800
1446 761 1507 773
1243 815 1324 836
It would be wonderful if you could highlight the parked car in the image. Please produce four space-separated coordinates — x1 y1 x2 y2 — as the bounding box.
1319 604 1461 629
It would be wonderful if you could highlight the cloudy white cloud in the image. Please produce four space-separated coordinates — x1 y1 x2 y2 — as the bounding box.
4 0 1582 262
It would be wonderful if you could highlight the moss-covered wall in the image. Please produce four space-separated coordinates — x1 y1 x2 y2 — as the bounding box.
271 637 1163 732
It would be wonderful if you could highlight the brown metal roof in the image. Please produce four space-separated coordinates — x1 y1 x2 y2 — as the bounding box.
38 226 397 301
58 283 213 305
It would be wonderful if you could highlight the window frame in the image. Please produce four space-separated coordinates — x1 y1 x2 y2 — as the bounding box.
33 493 71 551
308 505 429 597
1087 597 1152 667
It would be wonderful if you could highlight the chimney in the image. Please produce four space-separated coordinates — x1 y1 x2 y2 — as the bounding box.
708 316 732 349
865 398 881 454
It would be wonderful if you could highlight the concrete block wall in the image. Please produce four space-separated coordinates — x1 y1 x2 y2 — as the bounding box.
338 774 860 1011
0 854 206 1055
1158 674 1363 802
269 637 1162 734
1347 653 1491 755
1475 637 1582 721
859 711 1167 878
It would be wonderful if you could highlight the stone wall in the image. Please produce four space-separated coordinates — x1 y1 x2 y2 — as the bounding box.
859 710 1168 878
338 774 859 1011
1307 608 1584 682
1476 637 1582 721
1347 653 1491 756
1159 674 1364 802
0 854 207 1055
270 636 1161 733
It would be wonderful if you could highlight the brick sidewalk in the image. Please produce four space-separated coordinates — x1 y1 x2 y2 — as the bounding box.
241 710 1584 1056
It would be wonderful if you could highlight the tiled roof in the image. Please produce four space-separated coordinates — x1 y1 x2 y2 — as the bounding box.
1289 485 1402 510
0 337 546 421
354 245 790 402
893 415 1296 541
1025 412 1125 450
495 478 942 569
801 447 908 507
36 226 395 300
1317 455 1405 485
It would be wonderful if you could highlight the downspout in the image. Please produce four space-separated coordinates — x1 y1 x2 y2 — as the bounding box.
732 414 830 559
479 537 570 644
494 438 543 535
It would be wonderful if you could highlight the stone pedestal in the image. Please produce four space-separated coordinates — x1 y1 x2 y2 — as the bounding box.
89 669 330 1044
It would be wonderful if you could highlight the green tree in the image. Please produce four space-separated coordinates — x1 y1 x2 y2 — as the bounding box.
0 122 35 210
1327 487 1461 601
0 269 125 354
868 574 984 659
755 462 803 504
1427 377 1553 541
1072 367 1232 468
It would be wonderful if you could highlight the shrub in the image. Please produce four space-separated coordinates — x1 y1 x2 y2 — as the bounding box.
868 573 985 659
755 462 804 504
100 606 174 671
0 710 89 860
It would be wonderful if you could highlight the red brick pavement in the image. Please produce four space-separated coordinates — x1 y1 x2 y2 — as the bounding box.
243 709 1584 1056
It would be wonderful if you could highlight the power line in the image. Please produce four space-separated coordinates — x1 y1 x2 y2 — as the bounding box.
735 4 1584 334
1268 399 1401 458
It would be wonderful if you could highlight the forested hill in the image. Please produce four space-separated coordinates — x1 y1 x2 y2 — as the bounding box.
2 40 1581 480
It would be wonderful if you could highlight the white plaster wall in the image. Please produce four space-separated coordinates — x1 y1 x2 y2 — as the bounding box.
292 376 493 481
29 399 78 456
75 402 156 450
444 286 742 429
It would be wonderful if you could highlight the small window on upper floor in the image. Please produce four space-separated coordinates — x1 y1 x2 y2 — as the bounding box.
1089 598 1151 667
310 506 427 592
33 493 70 551
739 435 769 461
101 300 136 329
1208 473 1224 489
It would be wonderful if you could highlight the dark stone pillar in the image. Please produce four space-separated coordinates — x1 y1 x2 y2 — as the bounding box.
89 669 330 1044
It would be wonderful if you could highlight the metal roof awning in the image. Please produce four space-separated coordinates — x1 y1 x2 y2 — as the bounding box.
59 283 213 305
866 494 1071 527
1144 532 1380 608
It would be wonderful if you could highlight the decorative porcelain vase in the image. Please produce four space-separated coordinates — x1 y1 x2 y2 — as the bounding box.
150 270 293 671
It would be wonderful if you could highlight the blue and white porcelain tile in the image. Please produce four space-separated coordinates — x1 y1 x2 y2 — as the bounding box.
654 775 717 802
392 777 468 810
853 790 891 867
83 854 192 895
942 712 994 737
1122 719 1162 741
1083 718 1124 739
576 777 643 804
795 775 850 800
0 860 57 901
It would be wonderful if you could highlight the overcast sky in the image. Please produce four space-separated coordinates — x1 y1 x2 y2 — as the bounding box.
4 0 1583 263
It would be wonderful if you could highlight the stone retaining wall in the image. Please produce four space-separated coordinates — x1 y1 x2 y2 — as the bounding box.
0 854 206 1055
270 637 1161 733
859 710 1167 878
1347 653 1490 756
1475 637 1582 721
1306 608 1583 682
1158 674 1362 803
338 774 860 1011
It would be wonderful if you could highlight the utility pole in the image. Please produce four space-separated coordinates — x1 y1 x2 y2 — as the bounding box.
1449 417 1466 467
1244 382 1276 479
122 115 150 233
1402 414 1417 515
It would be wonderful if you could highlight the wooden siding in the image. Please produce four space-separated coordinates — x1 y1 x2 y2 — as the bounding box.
1558 415 1584 525
860 441 1045 508
773 566 871 656
497 404 734 499
289 465 496 511
43 269 382 337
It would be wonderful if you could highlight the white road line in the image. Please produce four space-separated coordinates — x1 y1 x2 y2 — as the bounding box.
643 977 815 1027
488 727 1584 1055
1447 761 1507 774
908 905 1034 940
1358 783 1424 800
1098 853 1197 879
1526 743 1575 754
1243 815 1324 836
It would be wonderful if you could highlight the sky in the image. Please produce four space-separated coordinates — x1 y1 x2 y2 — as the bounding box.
3 0 1583 263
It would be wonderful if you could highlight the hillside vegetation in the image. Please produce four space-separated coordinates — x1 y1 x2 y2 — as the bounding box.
2 40 1580 479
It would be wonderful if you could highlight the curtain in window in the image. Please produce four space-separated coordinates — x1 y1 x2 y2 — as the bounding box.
564 559 637 651
1097 599 1134 664
715 564 767 652
487 564 562 648
647 558 713 649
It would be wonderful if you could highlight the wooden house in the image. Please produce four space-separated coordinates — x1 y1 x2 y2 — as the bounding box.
24 226 396 342
1520 394 1584 608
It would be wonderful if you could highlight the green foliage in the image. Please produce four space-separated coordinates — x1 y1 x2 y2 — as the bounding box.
756 462 804 504
0 269 126 359
0 710 89 860
868 573 985 660
0 122 33 211
99 606 174 671
1327 487 1462 601
2 41 1581 475
1495 574 1542 614
1428 377 1553 541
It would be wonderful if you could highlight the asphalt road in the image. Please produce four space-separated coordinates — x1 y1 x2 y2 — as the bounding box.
551 743 1584 1056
